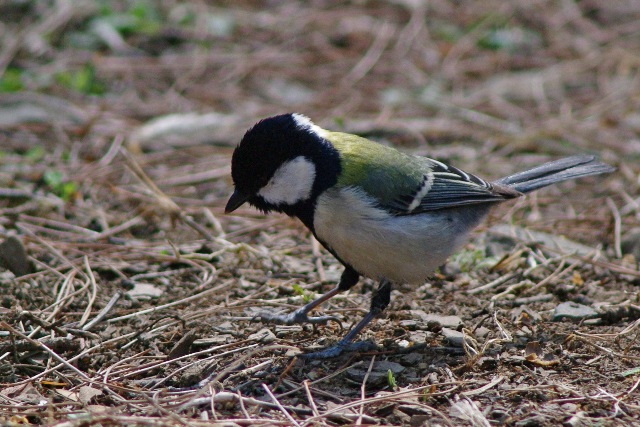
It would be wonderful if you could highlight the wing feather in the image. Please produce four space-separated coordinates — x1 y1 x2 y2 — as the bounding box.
389 159 520 214
326 132 520 215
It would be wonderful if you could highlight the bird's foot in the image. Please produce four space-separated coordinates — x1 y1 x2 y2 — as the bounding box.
256 308 342 327
298 340 378 359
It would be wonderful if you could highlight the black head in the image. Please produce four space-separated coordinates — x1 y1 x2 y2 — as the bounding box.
226 114 341 228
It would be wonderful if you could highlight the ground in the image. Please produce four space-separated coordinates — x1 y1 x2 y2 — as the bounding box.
1 1 640 426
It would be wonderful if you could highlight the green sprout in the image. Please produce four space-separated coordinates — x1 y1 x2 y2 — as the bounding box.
25 146 46 162
43 170 78 202
292 283 314 303
55 64 105 95
0 68 25 92
387 369 398 390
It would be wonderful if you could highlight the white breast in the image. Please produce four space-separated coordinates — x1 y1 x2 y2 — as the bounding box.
313 187 486 284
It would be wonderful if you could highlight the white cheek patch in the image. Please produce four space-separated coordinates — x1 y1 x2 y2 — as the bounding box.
258 156 316 205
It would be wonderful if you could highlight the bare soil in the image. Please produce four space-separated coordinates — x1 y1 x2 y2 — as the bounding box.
1 1 640 426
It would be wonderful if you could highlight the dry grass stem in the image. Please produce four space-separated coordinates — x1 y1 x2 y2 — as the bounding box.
2 1 638 425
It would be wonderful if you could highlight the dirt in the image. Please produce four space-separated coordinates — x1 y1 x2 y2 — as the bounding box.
1 1 639 426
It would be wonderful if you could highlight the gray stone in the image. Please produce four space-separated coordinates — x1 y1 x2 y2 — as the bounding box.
552 302 599 322
247 328 276 343
345 360 405 386
0 236 34 277
126 283 164 299
131 112 242 149
408 330 431 343
441 328 468 347
410 311 463 329
401 353 423 365
474 327 491 338
621 229 640 259
487 225 599 257
400 319 419 330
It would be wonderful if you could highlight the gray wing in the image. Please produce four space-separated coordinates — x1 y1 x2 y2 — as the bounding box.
385 159 520 215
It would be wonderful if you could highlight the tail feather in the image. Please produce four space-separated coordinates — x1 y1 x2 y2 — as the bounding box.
494 155 615 194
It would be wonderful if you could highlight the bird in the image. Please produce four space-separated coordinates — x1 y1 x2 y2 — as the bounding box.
225 113 615 358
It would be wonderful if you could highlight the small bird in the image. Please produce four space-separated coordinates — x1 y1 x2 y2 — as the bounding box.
226 113 614 358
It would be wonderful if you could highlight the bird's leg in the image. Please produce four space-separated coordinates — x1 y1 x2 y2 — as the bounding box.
257 267 360 326
299 279 392 359
257 286 342 325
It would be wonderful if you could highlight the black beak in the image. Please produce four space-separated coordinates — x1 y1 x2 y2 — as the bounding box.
225 190 250 213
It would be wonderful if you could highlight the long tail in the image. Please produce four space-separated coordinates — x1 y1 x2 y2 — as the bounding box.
494 154 615 194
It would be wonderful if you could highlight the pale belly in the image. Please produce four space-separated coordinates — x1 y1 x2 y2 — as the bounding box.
313 187 491 284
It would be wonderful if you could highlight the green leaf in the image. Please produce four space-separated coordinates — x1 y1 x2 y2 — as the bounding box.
55 64 105 95
59 181 78 201
43 170 78 202
452 247 494 272
25 146 45 162
292 284 313 303
0 68 24 92
100 0 161 36
621 367 640 377
43 170 63 189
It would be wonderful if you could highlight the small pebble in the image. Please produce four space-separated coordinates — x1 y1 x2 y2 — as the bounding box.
552 302 599 322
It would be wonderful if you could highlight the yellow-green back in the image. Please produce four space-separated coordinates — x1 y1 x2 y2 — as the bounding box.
324 131 429 206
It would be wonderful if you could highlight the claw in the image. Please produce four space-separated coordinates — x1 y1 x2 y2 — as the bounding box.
298 340 378 359
256 308 342 328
